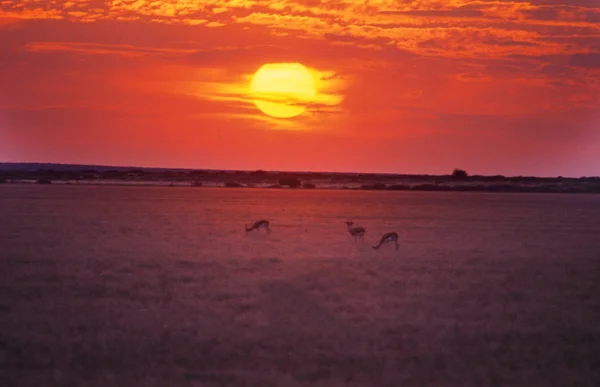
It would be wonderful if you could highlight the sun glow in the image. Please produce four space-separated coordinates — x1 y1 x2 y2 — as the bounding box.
250 62 316 118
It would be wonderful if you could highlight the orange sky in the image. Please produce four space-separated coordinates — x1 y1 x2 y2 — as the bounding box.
1 0 599 177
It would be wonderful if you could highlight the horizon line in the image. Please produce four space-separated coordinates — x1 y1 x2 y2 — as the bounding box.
0 160 596 179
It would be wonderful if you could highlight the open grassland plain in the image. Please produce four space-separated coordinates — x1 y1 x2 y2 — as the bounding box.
1 185 599 386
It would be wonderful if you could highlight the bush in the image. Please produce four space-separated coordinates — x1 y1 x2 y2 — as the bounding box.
279 177 301 188
188 170 206 178
224 181 242 188
387 184 410 190
452 169 468 179
361 183 387 190
302 183 316 189
411 184 443 191
36 179 52 184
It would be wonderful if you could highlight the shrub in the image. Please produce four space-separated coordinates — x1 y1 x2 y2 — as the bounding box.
224 181 242 188
452 169 468 179
302 183 316 189
361 183 387 190
411 184 443 191
279 177 301 188
387 184 410 190
188 170 206 178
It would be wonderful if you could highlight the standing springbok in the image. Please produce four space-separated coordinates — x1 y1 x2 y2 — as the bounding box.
372 231 399 250
245 219 271 233
345 221 366 241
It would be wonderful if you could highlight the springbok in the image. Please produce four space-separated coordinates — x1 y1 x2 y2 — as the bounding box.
345 221 366 241
245 219 271 233
372 232 399 250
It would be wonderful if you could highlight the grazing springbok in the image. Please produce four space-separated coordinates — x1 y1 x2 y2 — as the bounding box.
372 232 399 250
345 221 366 241
245 219 271 233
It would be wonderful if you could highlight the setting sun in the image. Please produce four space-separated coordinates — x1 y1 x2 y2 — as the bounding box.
250 63 316 119
1 0 598 176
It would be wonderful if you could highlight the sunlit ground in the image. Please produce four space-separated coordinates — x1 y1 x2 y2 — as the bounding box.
1 186 599 386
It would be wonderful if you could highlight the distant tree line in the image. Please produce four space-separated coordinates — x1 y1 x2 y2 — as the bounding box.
2 167 600 194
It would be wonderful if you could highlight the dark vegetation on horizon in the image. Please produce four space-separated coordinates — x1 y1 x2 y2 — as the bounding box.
1 163 599 194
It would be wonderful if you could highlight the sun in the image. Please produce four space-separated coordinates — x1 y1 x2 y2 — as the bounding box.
250 63 316 118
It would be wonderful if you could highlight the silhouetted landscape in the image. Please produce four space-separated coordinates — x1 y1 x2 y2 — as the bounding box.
1 162 599 194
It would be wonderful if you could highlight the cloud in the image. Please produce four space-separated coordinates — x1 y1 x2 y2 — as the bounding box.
185 44 293 65
205 21 224 27
1 0 598 62
377 9 486 19
568 53 600 68
22 41 198 57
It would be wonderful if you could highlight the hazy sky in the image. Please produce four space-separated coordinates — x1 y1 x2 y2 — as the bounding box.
1 0 599 176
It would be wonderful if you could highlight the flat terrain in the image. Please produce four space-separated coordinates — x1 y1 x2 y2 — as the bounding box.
2 162 600 193
1 185 599 386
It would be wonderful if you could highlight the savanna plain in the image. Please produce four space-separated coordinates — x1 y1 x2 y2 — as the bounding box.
1 185 599 386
